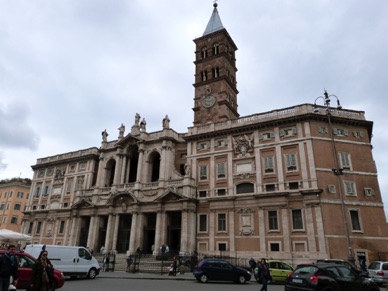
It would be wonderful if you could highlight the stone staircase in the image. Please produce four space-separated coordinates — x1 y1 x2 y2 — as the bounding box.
96 253 192 274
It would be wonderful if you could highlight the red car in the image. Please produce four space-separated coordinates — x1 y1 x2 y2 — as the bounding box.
0 250 65 290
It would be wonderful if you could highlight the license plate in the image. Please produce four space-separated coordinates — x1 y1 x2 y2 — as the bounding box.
292 278 303 284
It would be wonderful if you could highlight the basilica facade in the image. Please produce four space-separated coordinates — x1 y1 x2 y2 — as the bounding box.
23 4 388 266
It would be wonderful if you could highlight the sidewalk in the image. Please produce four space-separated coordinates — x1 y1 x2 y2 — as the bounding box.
98 270 195 281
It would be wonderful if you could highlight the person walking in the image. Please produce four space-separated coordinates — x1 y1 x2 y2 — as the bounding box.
0 245 18 291
257 258 270 291
29 250 54 291
126 255 132 272
249 257 257 274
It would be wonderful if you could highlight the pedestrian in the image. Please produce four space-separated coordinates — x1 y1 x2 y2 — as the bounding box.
0 245 18 291
172 256 178 276
249 257 256 274
126 255 132 272
100 245 105 255
29 250 54 291
257 258 270 291
102 254 109 272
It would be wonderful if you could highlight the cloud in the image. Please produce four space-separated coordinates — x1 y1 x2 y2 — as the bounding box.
0 102 40 150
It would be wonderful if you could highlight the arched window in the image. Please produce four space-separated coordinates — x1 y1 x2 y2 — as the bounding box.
201 47 207 59
236 183 254 194
105 159 116 187
212 67 219 78
148 151 161 182
213 43 220 55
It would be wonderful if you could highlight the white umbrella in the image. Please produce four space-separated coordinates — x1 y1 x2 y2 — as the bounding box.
0 229 32 242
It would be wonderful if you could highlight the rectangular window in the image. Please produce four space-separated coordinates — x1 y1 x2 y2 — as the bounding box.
333 128 349 136
345 181 356 195
0 204 4 210
9 191 13 198
270 243 280 251
289 182 299 190
264 156 274 173
218 213 226 232
6 202 10 210
280 128 297 137
14 203 21 211
43 185 50 196
364 188 375 196
66 182 72 194
36 222 42 234
59 221 65 234
2 217 6 224
215 139 227 147
199 215 207 232
292 209 304 230
259 131 275 141
268 211 278 230
199 165 208 180
328 185 336 193
218 243 227 251
34 187 41 197
198 191 207 198
17 192 24 198
11 216 18 224
339 152 351 169
285 153 297 171
265 184 276 192
217 189 226 196
350 210 362 231
28 223 33 234
217 162 226 178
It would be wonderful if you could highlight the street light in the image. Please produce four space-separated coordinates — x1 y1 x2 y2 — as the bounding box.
313 90 355 266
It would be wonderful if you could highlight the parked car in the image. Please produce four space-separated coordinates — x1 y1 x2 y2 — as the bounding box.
285 263 379 291
254 259 294 283
193 258 251 284
0 250 65 290
367 261 388 286
316 258 369 277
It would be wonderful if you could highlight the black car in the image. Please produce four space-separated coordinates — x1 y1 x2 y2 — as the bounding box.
193 258 251 284
316 259 369 277
285 263 379 291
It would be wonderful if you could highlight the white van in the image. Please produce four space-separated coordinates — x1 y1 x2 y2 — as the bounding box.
24 244 101 279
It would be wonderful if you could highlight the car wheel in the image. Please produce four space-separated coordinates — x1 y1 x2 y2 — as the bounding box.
237 275 247 284
199 274 208 283
87 268 97 279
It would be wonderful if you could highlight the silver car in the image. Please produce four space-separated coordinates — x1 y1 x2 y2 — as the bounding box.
367 261 388 286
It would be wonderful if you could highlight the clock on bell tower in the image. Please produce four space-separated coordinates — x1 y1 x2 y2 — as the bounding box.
192 3 239 126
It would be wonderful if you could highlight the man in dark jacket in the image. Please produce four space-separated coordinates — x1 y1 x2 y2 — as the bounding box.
0 245 18 291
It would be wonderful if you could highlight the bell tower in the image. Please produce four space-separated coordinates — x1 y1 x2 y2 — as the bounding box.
192 3 239 126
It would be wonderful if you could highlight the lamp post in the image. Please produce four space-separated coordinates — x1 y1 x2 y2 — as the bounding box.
313 90 355 266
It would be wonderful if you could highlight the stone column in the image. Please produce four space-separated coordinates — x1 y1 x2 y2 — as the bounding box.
136 146 145 183
188 210 197 253
281 208 291 253
87 215 98 250
129 212 138 253
209 210 215 252
228 209 235 253
258 209 266 252
112 214 120 251
180 209 188 254
105 213 114 251
120 156 127 184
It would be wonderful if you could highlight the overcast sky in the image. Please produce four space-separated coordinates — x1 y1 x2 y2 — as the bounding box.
1 0 387 216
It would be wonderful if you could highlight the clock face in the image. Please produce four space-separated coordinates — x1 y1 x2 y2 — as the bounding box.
203 95 216 108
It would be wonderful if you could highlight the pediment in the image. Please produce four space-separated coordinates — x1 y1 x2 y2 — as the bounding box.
154 190 185 202
106 191 138 206
115 134 141 147
71 197 94 209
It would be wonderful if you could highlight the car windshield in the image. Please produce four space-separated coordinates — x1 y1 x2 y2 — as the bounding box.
368 262 381 270
294 266 317 275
